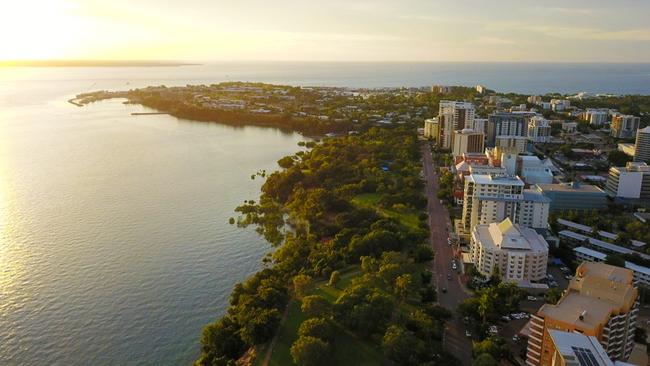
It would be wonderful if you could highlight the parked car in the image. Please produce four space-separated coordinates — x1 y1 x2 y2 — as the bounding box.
488 325 498 335
442 287 447 293
465 330 472 337
527 296 538 301
501 315 511 322
512 335 519 342
447 273 452 280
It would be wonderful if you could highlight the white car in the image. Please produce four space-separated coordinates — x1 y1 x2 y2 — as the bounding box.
465 330 472 337
488 325 498 334
527 296 538 301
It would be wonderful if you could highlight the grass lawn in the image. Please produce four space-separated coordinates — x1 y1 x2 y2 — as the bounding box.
259 267 385 366
352 193 420 230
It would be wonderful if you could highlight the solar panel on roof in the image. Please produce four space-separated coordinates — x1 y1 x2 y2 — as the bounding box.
571 346 600 366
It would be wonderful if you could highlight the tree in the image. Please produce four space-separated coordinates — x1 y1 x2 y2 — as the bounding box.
290 336 329 366
394 274 413 301
382 325 425 365
545 288 562 304
298 318 334 342
278 155 295 169
293 274 313 299
608 150 633 167
198 316 246 364
472 353 499 366
301 295 331 318
605 254 625 267
328 270 340 287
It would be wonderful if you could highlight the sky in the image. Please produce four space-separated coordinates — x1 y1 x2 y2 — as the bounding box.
1 0 649 62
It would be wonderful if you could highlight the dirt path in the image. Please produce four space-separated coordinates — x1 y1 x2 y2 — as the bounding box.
260 301 292 366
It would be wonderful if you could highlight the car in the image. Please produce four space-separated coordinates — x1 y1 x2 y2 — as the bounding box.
465 330 472 337
442 287 447 293
564 275 573 280
512 335 519 342
447 273 451 280
488 325 498 335
527 296 538 301
440 199 444 204
500 315 511 322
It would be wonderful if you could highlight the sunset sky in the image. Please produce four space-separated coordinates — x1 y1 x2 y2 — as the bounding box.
2 0 649 62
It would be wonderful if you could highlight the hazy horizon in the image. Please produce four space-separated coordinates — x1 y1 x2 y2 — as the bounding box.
2 0 650 63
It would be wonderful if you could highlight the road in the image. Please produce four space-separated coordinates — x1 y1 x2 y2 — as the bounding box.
421 143 472 365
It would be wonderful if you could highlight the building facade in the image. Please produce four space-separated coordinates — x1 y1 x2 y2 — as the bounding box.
611 115 640 139
470 218 549 283
486 112 534 147
533 182 608 212
584 108 610 126
438 100 475 149
452 128 485 157
606 162 650 199
460 174 550 236
527 116 552 143
547 330 617 366
423 118 439 139
574 246 650 288
526 262 639 366
633 126 650 163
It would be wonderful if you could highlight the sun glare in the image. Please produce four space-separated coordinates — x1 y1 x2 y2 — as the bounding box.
0 0 83 60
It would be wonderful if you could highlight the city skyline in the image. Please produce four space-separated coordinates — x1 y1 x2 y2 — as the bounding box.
2 0 650 63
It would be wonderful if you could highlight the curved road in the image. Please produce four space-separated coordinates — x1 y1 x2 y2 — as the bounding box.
421 143 472 365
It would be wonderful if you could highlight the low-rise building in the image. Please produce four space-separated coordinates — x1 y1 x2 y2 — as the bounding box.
551 99 571 112
547 330 618 366
618 143 636 157
526 262 639 365
495 135 528 154
562 122 578 133
470 218 549 283
533 182 608 212
606 162 650 199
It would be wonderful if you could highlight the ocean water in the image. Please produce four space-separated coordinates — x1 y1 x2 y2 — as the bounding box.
0 69 305 365
0 62 648 366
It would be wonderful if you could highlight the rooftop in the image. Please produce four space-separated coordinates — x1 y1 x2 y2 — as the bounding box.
539 262 637 330
523 189 551 203
548 330 613 366
535 182 606 194
475 218 548 252
468 174 524 186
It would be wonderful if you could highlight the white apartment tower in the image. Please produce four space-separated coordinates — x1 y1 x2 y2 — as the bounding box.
461 174 550 235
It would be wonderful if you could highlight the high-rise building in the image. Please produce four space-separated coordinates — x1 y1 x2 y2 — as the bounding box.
518 156 554 185
606 162 650 199
486 112 534 146
452 129 484 157
550 99 571 112
495 135 528 154
470 118 488 135
437 101 475 149
470 218 549 283
611 115 640 139
423 118 439 139
633 126 650 163
526 262 639 365
527 116 552 143
584 108 610 126
546 330 618 366
460 174 549 237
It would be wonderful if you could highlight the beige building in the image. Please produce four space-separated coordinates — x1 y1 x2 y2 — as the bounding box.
526 262 639 366
470 218 548 283
452 128 484 157
423 118 439 139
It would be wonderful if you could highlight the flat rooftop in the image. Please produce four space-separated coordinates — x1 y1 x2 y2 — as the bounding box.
468 174 524 186
535 183 606 194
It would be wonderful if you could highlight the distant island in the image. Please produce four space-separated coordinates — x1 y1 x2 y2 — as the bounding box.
0 60 197 67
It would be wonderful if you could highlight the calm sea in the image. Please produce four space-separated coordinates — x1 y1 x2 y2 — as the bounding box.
0 62 648 365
